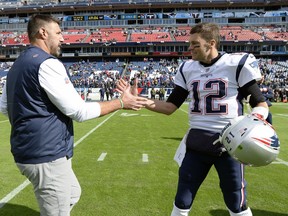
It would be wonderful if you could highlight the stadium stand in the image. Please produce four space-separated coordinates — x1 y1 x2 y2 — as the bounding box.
85 28 127 43
63 29 88 44
1 26 287 45
0 0 287 101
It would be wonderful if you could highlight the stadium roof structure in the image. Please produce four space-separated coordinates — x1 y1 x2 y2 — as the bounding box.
0 0 287 59
0 0 287 12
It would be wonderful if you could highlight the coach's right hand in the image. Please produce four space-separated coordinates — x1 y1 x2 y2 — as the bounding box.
120 82 147 111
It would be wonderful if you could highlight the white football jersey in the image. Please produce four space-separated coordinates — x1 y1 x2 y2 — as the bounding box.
175 53 262 133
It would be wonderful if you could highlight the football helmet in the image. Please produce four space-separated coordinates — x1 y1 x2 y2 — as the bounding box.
219 113 280 166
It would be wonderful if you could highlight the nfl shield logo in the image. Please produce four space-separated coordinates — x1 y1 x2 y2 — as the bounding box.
64 77 70 84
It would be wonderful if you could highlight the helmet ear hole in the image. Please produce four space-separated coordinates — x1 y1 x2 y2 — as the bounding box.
219 114 280 167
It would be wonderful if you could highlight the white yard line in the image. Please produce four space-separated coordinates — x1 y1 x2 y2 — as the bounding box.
274 158 288 166
0 180 30 208
97 152 107 161
142 154 149 163
74 112 117 147
0 120 9 123
0 111 117 208
275 113 288 118
1 109 287 208
179 107 188 114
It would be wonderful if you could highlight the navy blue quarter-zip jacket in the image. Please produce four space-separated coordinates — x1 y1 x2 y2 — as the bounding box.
6 46 74 164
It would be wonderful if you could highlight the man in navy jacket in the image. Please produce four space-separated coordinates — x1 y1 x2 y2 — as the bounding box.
0 14 146 216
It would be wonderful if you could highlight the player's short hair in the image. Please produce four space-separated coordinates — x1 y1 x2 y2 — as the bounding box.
27 14 61 43
190 23 220 49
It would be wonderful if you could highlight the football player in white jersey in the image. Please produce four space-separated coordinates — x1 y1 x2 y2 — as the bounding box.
118 23 269 216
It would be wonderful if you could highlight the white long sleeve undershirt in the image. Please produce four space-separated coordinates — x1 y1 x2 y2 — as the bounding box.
0 58 101 122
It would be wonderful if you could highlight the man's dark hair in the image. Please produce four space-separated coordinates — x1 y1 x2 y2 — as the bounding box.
27 14 60 42
190 23 220 49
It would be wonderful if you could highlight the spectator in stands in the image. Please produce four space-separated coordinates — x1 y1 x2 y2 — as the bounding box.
105 86 110 101
282 89 288 103
159 87 165 100
109 87 114 99
99 86 105 102
0 14 147 216
258 75 274 123
118 22 268 216
150 87 156 99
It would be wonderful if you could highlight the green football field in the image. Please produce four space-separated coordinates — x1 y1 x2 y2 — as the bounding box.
0 103 287 216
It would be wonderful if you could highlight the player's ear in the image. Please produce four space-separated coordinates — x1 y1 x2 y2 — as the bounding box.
210 39 216 48
38 27 48 39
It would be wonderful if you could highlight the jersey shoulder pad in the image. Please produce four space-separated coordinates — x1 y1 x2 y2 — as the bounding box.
183 59 200 71
222 52 250 66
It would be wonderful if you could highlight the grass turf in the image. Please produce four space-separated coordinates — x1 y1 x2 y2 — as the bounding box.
0 103 287 216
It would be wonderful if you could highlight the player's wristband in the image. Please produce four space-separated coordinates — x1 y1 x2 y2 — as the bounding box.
251 106 268 119
118 97 124 109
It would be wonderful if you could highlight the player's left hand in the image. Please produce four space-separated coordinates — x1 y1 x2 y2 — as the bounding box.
130 77 139 96
115 79 128 94
116 78 138 96
120 83 147 110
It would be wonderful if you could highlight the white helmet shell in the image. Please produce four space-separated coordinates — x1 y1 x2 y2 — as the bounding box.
219 114 280 167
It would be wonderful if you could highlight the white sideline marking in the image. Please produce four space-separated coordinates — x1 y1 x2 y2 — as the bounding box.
74 112 117 147
142 154 149 163
0 120 9 123
0 111 117 209
0 179 30 208
97 153 107 161
273 158 288 166
272 162 288 165
275 114 288 118
179 108 188 114
120 113 139 117
120 113 154 117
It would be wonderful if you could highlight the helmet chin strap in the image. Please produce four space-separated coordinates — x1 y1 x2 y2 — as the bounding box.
213 136 221 145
